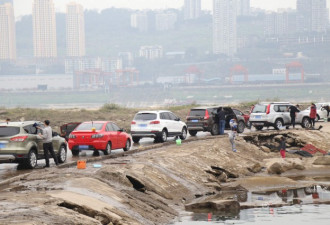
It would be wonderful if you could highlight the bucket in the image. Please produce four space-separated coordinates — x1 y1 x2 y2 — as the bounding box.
324 118 328 123
176 138 182 145
77 160 86 169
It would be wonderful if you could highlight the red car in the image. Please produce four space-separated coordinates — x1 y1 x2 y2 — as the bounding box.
233 109 251 128
68 121 131 156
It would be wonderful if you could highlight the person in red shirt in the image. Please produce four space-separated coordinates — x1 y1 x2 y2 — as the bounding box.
310 103 317 128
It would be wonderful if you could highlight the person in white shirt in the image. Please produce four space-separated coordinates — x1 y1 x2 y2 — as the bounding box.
37 120 58 168
229 118 237 152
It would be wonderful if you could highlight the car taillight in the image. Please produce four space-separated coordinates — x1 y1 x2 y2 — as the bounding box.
69 134 76 139
91 134 104 139
150 121 160 124
266 104 271 114
131 121 136 125
10 136 28 142
204 110 210 120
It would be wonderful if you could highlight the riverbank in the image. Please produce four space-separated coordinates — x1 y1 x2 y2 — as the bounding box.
1 123 330 224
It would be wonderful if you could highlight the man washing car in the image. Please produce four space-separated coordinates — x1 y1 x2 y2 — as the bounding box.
37 120 59 168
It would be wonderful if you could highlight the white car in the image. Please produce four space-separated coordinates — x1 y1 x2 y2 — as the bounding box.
303 103 330 122
250 102 311 130
131 110 187 143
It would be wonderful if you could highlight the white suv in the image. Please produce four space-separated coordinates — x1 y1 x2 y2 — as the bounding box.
250 102 311 130
131 110 187 143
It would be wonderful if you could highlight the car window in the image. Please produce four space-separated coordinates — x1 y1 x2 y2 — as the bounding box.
189 109 205 116
134 113 157 121
76 123 104 131
233 109 243 116
160 112 171 120
111 123 120 131
252 105 267 113
105 123 113 131
0 126 20 137
168 112 178 120
24 125 37 134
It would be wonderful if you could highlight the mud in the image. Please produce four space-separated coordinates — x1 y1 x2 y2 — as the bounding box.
1 124 330 224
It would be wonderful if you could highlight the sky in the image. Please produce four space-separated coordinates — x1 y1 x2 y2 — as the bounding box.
11 0 299 18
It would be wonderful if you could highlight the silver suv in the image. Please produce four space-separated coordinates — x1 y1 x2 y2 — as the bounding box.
0 121 67 169
249 102 310 130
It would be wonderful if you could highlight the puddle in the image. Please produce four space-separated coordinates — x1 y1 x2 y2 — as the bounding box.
173 186 330 224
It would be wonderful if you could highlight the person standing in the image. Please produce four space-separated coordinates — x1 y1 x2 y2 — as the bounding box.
217 107 226 135
279 137 286 159
310 103 317 128
322 104 330 120
229 118 237 152
37 120 58 168
289 105 299 128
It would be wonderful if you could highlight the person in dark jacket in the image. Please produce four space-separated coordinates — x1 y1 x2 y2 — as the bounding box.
322 105 330 119
279 137 286 158
217 107 226 135
310 103 317 128
289 105 299 128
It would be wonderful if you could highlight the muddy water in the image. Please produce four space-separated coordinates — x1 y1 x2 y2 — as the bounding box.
172 186 330 225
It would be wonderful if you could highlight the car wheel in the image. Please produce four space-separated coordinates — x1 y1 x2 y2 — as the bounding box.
274 119 284 130
179 127 187 140
210 123 219 136
188 130 197 136
237 121 245 133
123 139 131 151
302 117 311 128
24 149 38 169
72 149 79 156
255 126 263 131
104 142 111 155
57 145 67 163
160 129 167 143
132 137 140 144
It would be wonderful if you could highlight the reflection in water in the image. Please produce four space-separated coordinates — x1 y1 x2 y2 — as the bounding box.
174 186 330 225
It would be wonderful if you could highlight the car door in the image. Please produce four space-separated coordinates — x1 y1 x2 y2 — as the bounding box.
168 112 181 134
24 124 43 156
112 123 126 148
160 112 171 133
106 123 118 149
282 105 291 125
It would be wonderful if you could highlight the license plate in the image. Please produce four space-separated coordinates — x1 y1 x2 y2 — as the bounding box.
79 145 89 150
255 115 261 119
0 142 6 149
139 124 147 128
192 120 199 122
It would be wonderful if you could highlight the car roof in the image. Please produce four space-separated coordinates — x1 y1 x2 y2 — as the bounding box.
136 110 171 114
190 106 229 110
0 121 40 127
258 102 291 105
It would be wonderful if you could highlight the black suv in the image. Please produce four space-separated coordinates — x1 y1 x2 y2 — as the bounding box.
186 106 246 136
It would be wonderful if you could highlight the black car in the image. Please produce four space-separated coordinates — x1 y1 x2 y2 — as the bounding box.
186 106 246 136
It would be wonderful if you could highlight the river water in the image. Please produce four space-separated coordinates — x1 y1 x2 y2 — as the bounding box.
173 186 330 225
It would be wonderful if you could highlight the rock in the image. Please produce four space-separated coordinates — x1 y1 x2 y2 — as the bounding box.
218 172 228 182
286 138 295 145
260 146 271 153
274 135 283 142
185 200 240 215
268 162 284 174
248 163 262 173
313 156 330 165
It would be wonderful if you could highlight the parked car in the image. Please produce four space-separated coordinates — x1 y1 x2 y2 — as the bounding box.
0 121 67 169
233 109 251 128
249 102 311 130
60 122 81 141
68 121 131 156
302 103 330 122
186 106 246 136
131 110 187 143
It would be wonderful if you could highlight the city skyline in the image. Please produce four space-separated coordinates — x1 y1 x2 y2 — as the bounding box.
9 0 307 18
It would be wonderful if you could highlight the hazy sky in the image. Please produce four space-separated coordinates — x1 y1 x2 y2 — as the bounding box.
12 0 300 17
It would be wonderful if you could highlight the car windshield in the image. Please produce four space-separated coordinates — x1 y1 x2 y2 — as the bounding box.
61 123 80 133
134 113 157 121
252 105 267 113
0 126 20 137
75 123 104 131
189 109 206 116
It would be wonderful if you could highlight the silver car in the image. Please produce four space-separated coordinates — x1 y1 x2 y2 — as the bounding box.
0 121 67 169
249 102 311 130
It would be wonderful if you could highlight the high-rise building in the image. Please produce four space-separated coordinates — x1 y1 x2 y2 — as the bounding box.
0 1 16 61
213 0 237 56
297 0 328 33
184 0 201 20
66 2 85 57
32 0 57 59
155 11 177 31
139 45 163 60
131 12 149 32
265 11 289 37
236 0 250 16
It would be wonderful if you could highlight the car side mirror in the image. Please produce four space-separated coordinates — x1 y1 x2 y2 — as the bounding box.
175 118 181 121
118 128 125 132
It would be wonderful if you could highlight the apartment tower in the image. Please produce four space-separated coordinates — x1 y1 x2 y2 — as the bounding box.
184 0 201 20
32 0 57 59
66 2 85 57
213 0 237 56
0 0 16 61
